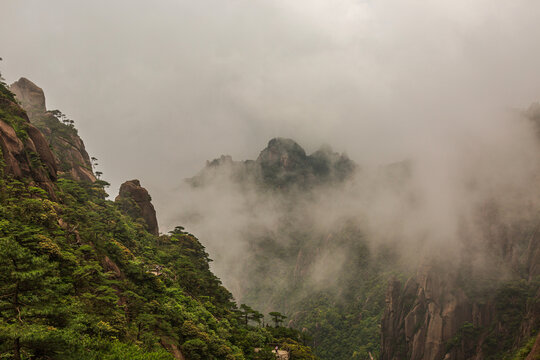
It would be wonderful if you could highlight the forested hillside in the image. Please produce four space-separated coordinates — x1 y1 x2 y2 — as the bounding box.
183 138 405 359
0 76 317 359
180 133 540 359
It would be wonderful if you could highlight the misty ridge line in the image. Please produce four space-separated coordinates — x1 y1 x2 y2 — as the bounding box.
160 104 540 301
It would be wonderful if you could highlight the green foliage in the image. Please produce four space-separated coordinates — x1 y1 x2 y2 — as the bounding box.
0 60 17 102
480 279 540 360
0 105 29 140
509 336 537 360
0 168 317 359
239 219 398 360
0 82 318 358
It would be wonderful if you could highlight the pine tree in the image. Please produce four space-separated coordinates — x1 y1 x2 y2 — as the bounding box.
0 228 65 359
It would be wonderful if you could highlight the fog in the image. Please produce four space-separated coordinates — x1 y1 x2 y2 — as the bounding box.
2 1 540 298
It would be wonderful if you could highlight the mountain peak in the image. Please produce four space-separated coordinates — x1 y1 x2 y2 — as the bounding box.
257 137 307 168
10 77 46 117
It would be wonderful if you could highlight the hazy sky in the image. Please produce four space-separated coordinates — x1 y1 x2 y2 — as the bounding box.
2 0 540 231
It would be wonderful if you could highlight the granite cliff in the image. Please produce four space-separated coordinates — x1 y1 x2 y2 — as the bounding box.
10 78 96 182
0 84 57 198
190 137 355 189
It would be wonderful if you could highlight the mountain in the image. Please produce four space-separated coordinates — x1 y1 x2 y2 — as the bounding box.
115 179 160 236
0 81 57 197
184 138 393 360
380 110 540 360
0 78 317 359
182 133 540 360
10 78 96 182
190 137 355 189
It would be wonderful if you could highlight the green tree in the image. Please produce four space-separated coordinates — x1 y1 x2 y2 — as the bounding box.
0 231 65 359
269 312 287 328
240 304 255 326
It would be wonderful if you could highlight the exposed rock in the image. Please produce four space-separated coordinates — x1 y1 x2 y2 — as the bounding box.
9 77 46 117
526 332 540 360
115 179 159 236
189 137 355 189
381 254 539 360
10 78 96 182
101 255 124 279
257 137 308 170
380 105 540 360
160 338 186 360
26 124 57 178
0 95 57 198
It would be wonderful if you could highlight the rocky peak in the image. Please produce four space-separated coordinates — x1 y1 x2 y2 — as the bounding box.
10 77 46 117
190 138 356 189
257 137 307 170
10 78 96 183
0 84 57 199
115 179 159 236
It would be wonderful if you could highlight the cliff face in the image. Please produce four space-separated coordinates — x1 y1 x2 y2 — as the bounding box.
10 78 96 182
0 89 57 198
115 179 159 236
380 153 540 360
381 265 540 360
381 268 484 360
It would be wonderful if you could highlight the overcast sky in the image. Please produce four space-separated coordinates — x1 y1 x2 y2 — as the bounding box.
2 0 540 230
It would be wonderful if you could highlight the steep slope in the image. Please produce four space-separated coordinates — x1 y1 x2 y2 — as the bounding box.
10 77 96 182
0 78 317 359
182 130 540 360
184 138 392 360
0 79 57 198
380 111 540 360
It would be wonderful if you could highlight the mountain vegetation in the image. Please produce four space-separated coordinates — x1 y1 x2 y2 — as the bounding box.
0 77 317 359
187 138 402 359
2 67 539 360
185 136 540 360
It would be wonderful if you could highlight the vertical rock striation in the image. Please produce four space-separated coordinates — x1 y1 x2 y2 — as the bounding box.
0 90 57 198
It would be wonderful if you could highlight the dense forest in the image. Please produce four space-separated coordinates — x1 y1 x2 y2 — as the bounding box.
179 128 540 359
0 74 317 359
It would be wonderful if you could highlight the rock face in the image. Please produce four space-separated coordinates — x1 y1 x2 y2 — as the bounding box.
10 78 95 182
380 105 540 360
9 77 46 118
115 180 159 236
382 268 479 360
0 92 57 198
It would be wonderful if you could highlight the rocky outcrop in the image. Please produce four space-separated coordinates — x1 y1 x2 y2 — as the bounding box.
115 180 159 236
189 137 355 189
380 104 540 360
0 92 57 198
10 78 96 182
257 138 355 187
381 267 480 360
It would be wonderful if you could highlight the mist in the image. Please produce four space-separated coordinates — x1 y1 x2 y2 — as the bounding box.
2 0 540 302
164 106 540 302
